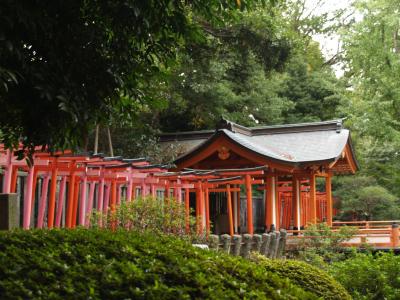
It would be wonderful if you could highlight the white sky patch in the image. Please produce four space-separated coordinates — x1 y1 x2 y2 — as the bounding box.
305 0 363 77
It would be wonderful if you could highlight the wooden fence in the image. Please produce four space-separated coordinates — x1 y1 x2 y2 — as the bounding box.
286 222 400 249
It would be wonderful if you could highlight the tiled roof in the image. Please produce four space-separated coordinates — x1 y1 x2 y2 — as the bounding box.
160 119 358 170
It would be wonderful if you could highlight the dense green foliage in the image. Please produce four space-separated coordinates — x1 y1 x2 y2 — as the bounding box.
0 0 260 152
91 196 199 240
329 251 400 300
331 0 400 220
156 2 345 132
0 229 324 299
291 223 357 268
251 253 351 300
333 176 400 220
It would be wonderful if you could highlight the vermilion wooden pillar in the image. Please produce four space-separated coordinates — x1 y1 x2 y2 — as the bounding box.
291 177 298 230
245 174 253 235
66 173 76 228
71 178 80 228
2 149 12 193
85 181 96 226
184 188 190 233
30 169 39 223
111 180 117 213
37 175 50 228
98 178 105 211
326 173 333 227
265 174 276 231
309 173 317 224
141 182 147 198
10 166 18 193
23 166 35 229
78 176 87 226
275 175 280 231
47 167 58 228
226 184 234 236
195 183 203 234
127 177 133 201
164 181 170 202
205 186 210 235
104 183 111 212
55 176 67 228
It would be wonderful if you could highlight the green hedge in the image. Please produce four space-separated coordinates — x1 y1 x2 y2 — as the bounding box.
329 251 400 300
251 254 351 300
0 229 317 299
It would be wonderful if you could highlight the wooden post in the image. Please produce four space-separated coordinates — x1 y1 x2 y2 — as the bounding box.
141 182 146 198
23 166 35 229
47 167 58 228
196 183 203 234
78 176 88 226
85 181 96 226
309 173 317 224
185 188 190 233
164 181 170 201
10 166 18 193
292 177 301 230
37 175 50 228
98 178 105 211
103 183 110 214
111 180 117 213
2 149 13 194
227 184 234 236
233 185 238 233
326 173 333 227
30 169 39 219
199 184 204 234
66 173 76 228
116 184 121 205
55 176 66 228
275 176 280 231
391 224 399 248
205 187 210 235
265 174 276 231
237 189 240 231
127 177 133 201
245 174 253 235
71 179 80 228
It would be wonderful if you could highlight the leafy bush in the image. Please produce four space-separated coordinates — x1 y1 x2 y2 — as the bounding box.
291 223 357 268
91 196 200 241
251 253 351 300
329 251 400 300
0 229 320 299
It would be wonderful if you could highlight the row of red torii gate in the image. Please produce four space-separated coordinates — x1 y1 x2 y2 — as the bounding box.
0 119 357 235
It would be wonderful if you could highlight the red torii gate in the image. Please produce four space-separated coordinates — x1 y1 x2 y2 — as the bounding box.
0 147 191 229
0 147 333 235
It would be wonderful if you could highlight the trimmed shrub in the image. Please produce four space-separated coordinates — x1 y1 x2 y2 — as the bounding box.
251 253 351 300
329 251 400 300
0 229 317 299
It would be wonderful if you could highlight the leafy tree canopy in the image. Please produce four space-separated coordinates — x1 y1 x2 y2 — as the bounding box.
0 0 260 153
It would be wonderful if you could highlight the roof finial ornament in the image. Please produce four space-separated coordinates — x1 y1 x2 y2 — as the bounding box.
216 116 234 132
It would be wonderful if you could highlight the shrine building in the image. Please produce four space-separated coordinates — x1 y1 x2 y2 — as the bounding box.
159 118 358 235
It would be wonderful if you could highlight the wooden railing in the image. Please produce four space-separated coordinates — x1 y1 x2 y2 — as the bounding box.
333 220 400 229
285 223 400 249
